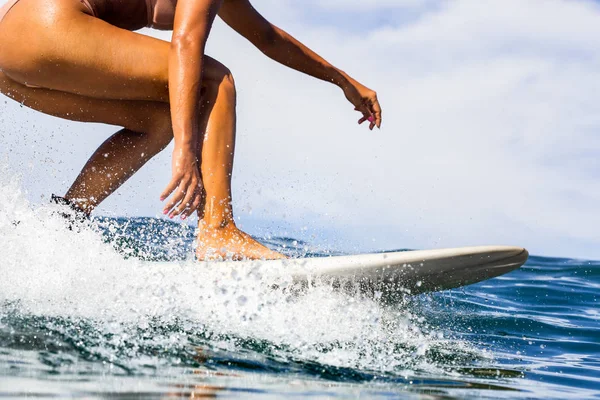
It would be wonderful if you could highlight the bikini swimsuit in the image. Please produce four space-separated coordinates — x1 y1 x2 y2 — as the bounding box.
0 0 178 30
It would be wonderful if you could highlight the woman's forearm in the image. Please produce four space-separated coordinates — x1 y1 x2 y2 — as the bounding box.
169 37 204 151
260 26 352 89
169 0 221 152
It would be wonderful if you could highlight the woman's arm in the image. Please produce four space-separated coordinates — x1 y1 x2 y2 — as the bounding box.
161 0 222 218
219 0 382 130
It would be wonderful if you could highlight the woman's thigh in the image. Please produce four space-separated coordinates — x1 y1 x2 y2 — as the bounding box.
0 70 171 134
0 0 230 103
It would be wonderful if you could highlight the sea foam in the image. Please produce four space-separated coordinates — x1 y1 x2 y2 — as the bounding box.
0 168 478 378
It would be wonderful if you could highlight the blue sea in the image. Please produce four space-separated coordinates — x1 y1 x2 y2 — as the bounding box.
0 192 599 398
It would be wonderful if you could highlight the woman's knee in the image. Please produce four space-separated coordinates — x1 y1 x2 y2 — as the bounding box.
203 59 236 97
209 71 236 104
221 70 236 97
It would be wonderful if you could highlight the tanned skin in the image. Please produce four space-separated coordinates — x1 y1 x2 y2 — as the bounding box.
0 0 382 260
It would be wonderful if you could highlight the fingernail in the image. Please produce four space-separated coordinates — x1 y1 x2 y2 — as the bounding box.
169 214 174 219
181 215 187 220
368 116 375 123
160 197 165 201
162 209 168 215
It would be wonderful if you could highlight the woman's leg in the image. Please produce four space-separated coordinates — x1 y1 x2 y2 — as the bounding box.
64 129 170 213
0 70 174 213
1 71 283 260
194 69 285 260
0 0 170 101
0 0 284 259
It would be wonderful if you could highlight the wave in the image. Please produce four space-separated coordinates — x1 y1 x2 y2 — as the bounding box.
0 171 484 385
2 167 599 398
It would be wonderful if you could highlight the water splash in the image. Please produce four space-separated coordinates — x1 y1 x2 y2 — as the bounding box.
0 169 482 385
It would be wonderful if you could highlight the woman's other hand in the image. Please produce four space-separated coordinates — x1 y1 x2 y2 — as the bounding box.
342 78 382 131
160 146 203 220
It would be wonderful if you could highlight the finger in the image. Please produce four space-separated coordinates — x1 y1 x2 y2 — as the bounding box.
172 180 197 218
174 183 197 218
164 183 187 216
183 193 203 219
371 99 382 129
355 103 368 114
179 179 203 218
367 115 375 130
356 104 375 128
160 178 179 201
181 195 200 219
363 108 374 130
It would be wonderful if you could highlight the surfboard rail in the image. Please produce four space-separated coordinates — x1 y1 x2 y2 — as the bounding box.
283 246 529 299
195 245 529 300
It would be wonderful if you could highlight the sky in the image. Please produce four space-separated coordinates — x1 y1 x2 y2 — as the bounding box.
1 0 599 259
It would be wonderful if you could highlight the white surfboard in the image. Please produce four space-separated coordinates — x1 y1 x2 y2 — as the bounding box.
198 245 528 300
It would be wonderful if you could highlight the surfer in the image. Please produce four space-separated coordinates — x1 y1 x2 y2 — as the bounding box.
0 0 382 260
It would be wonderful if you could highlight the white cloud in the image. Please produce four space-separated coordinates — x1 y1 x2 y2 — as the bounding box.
1 0 599 259
306 0 433 10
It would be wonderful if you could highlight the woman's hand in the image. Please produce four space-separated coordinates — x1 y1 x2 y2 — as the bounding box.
160 146 204 220
342 78 382 130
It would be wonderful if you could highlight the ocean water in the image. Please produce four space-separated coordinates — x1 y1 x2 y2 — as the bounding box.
0 178 599 399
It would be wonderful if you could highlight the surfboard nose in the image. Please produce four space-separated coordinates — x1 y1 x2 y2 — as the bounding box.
413 246 529 294
281 245 530 300
505 247 529 265
373 245 530 297
473 246 529 268
476 246 529 274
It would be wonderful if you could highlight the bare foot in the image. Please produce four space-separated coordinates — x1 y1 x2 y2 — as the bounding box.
195 222 287 261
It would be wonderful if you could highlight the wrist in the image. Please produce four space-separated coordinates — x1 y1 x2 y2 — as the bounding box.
172 144 198 168
173 141 197 154
333 69 353 90
173 127 198 153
